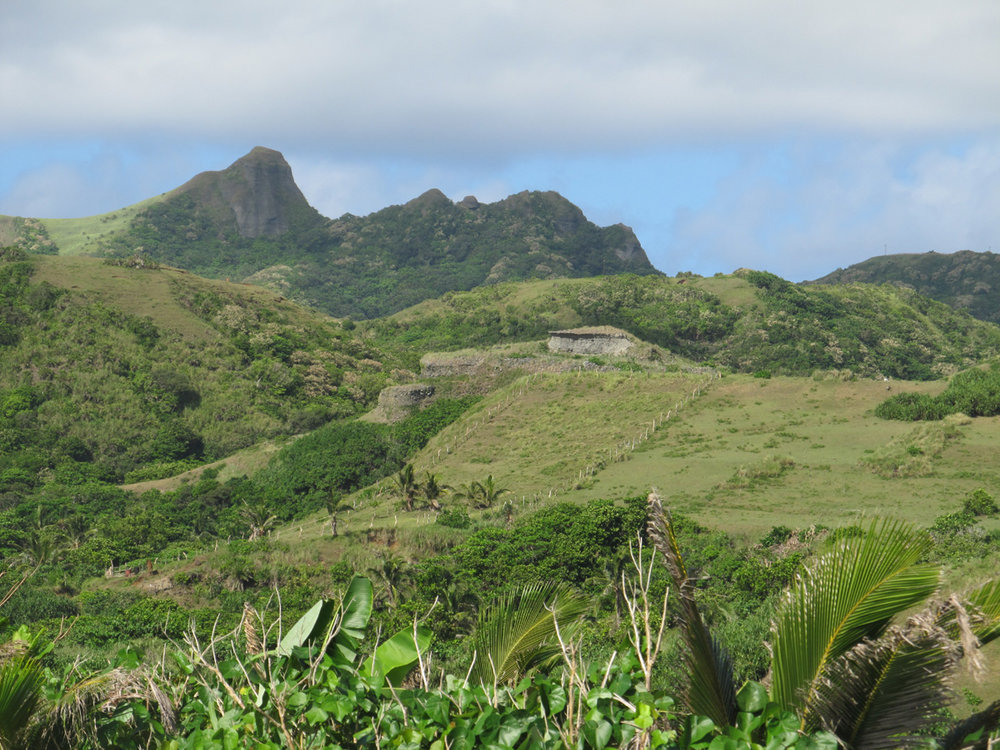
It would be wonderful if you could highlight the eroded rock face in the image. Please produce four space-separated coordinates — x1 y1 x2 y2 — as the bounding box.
547 328 633 355
223 148 304 237
175 146 313 238
366 383 436 422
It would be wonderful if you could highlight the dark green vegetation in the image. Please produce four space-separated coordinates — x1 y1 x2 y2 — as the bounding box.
3 147 657 319
369 270 1000 378
876 363 1000 420
0 253 397 487
3 499 997 748
810 249 1000 325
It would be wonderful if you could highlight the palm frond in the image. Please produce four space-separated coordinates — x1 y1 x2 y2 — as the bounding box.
0 653 43 750
810 612 958 748
469 582 588 686
770 518 940 717
963 578 1000 645
646 491 736 727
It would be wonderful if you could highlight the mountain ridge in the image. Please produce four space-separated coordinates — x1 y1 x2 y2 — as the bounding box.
1 147 659 318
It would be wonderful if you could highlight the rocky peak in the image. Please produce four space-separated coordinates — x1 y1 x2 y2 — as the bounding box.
174 146 314 238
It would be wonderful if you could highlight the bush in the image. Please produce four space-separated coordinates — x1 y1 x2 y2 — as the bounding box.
964 489 998 517
436 508 471 529
759 525 793 547
874 392 947 421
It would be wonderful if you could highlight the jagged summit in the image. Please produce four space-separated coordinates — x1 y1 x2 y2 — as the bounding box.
171 146 318 238
22 147 659 318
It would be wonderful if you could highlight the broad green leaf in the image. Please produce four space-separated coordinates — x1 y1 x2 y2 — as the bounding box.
276 599 337 657
362 625 432 687
331 576 374 665
737 682 769 713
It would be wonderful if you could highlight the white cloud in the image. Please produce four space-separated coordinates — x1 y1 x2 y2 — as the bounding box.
2 0 998 154
667 138 1000 280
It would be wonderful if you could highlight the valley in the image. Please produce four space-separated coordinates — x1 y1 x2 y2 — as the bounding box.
1 149 999 747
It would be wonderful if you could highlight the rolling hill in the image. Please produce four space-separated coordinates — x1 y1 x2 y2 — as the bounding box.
366 269 1000 379
809 250 1000 324
0 249 396 488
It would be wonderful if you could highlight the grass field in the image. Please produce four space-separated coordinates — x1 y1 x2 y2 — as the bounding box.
393 370 1000 540
29 254 338 342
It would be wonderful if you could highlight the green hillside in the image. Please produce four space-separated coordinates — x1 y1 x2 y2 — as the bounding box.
809 249 1000 324
367 270 1000 378
0 250 397 488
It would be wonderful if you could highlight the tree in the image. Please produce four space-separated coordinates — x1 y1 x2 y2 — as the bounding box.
453 474 510 510
477 475 509 509
325 494 353 537
646 491 1000 748
239 503 277 542
394 464 419 512
419 471 448 511
368 554 410 609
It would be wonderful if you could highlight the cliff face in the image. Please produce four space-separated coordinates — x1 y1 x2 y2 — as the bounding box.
172 146 317 238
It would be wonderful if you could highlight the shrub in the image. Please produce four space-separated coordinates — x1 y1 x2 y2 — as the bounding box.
759 525 793 547
436 508 471 529
964 488 998 517
874 392 946 421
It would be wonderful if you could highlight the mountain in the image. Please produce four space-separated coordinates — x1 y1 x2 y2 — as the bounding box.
1 147 658 318
808 250 1000 324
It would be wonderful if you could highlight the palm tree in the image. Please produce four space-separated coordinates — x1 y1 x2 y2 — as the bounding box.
0 654 44 749
57 515 93 550
239 503 277 542
477 475 509 510
394 464 419 512
325 494 353 537
646 490 1000 747
368 554 410 609
420 471 448 512
453 475 510 510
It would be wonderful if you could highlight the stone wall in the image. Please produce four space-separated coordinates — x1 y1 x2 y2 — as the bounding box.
547 328 633 356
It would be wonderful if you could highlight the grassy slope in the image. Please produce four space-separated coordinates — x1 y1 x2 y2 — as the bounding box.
402 371 998 536
38 196 166 256
0 255 393 479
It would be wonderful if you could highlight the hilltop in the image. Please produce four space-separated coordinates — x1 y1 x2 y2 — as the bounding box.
0 148 658 318
366 270 1000 379
809 250 1000 324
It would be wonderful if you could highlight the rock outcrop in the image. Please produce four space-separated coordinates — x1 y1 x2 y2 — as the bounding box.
172 146 317 238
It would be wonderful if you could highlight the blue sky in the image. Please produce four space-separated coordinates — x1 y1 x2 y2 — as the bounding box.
1 1 998 281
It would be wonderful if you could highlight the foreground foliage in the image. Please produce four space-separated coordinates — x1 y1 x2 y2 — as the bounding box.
649 492 1000 749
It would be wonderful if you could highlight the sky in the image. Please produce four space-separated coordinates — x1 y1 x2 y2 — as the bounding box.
1 0 998 281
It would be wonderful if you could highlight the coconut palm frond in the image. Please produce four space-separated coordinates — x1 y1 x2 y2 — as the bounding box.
0 654 43 750
963 578 1000 645
469 582 588 687
770 518 940 716
646 491 736 728
810 613 958 749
